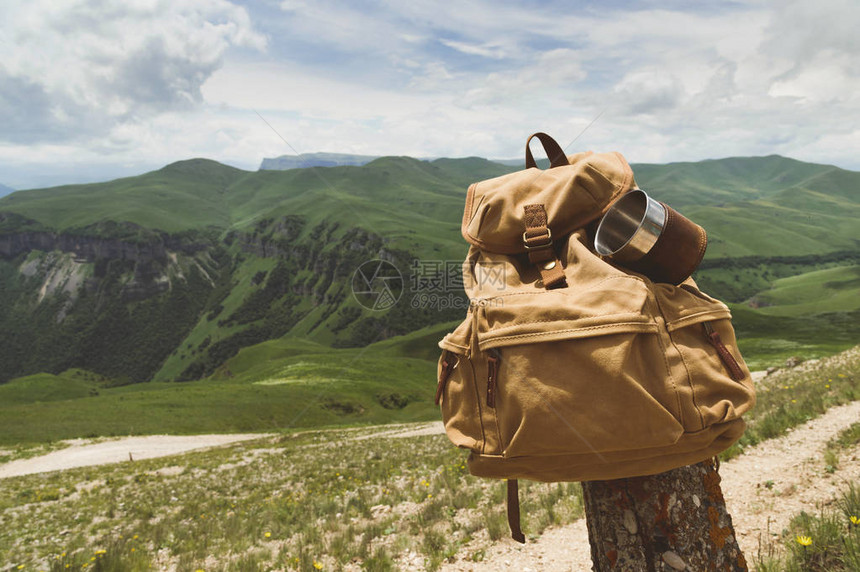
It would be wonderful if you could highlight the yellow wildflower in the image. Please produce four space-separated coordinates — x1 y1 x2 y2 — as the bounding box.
825 384 831 389
264 532 272 538
313 561 323 570
850 515 860 526
791 399 797 403
796 535 812 546
95 550 106 556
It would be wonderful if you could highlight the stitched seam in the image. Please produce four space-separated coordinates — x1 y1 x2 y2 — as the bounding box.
484 313 651 326
467 355 487 456
651 293 684 429
480 275 645 303
481 323 658 344
666 309 731 331
440 339 469 352
653 285 705 430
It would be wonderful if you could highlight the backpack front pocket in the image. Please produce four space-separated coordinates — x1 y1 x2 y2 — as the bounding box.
473 283 685 459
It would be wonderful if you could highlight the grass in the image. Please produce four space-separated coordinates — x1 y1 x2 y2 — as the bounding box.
754 483 860 571
719 347 860 461
0 320 467 448
0 351 438 447
0 429 583 570
731 306 860 371
0 369 103 405
822 421 860 474
750 265 860 316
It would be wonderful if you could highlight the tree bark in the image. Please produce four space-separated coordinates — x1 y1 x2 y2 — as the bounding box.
582 458 747 571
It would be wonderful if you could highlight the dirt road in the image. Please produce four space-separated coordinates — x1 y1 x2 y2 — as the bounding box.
0 433 270 479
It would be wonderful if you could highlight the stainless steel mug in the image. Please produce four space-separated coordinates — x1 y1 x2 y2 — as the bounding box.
594 189 707 284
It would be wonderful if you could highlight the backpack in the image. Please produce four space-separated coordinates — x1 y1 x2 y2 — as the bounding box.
435 133 756 542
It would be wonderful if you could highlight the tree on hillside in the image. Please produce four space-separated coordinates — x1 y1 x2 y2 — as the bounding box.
582 458 747 571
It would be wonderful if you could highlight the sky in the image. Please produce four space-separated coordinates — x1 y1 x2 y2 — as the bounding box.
1 0 858 189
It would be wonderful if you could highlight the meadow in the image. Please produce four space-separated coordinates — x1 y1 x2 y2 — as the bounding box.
1 345 857 570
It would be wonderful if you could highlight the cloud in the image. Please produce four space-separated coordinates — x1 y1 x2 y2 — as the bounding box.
0 0 265 144
612 71 684 115
3 0 860 189
438 39 508 59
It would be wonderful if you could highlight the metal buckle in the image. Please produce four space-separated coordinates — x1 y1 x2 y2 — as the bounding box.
522 228 552 250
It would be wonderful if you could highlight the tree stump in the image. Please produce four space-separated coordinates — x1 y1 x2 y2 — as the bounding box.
582 458 747 571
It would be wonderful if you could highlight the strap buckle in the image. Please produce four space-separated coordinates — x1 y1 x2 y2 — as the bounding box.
522 228 553 250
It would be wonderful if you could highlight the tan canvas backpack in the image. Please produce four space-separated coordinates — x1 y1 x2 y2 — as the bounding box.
435 133 756 542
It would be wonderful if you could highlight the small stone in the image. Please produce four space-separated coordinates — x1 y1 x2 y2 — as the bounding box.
692 495 701 507
662 550 687 570
622 509 637 534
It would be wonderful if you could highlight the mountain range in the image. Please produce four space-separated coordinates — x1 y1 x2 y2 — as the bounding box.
260 152 381 171
0 183 14 199
0 153 858 386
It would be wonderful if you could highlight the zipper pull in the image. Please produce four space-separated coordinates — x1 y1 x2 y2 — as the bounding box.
435 354 457 405
703 322 745 381
487 350 500 408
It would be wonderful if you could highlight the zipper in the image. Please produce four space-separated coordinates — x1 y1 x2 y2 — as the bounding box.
703 321 745 381
486 349 500 408
434 353 458 406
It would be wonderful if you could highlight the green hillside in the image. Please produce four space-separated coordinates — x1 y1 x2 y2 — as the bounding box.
0 153 857 411
635 159 860 259
0 331 440 446
630 155 837 208
749 265 860 316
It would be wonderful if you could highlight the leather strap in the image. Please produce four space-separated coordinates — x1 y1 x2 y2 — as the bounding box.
507 479 526 543
434 354 456 405
523 204 566 289
525 132 570 169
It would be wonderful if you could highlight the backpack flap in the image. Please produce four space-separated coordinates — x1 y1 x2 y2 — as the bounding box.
461 147 635 256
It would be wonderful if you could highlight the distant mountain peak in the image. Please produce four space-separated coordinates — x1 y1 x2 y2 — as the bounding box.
159 158 244 173
260 152 380 171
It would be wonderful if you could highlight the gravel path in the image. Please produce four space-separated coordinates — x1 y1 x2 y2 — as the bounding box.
440 400 860 571
0 434 270 479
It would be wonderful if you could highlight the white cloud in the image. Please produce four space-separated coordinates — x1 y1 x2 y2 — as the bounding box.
0 0 265 144
438 39 508 59
2 0 860 189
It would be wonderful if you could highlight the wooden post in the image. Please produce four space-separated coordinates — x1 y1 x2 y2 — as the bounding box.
582 458 747 571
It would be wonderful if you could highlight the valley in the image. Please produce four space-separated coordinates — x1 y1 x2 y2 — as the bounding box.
0 153 857 441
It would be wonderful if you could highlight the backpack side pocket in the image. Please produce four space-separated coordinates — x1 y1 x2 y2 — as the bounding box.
656 282 756 433
438 318 499 454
